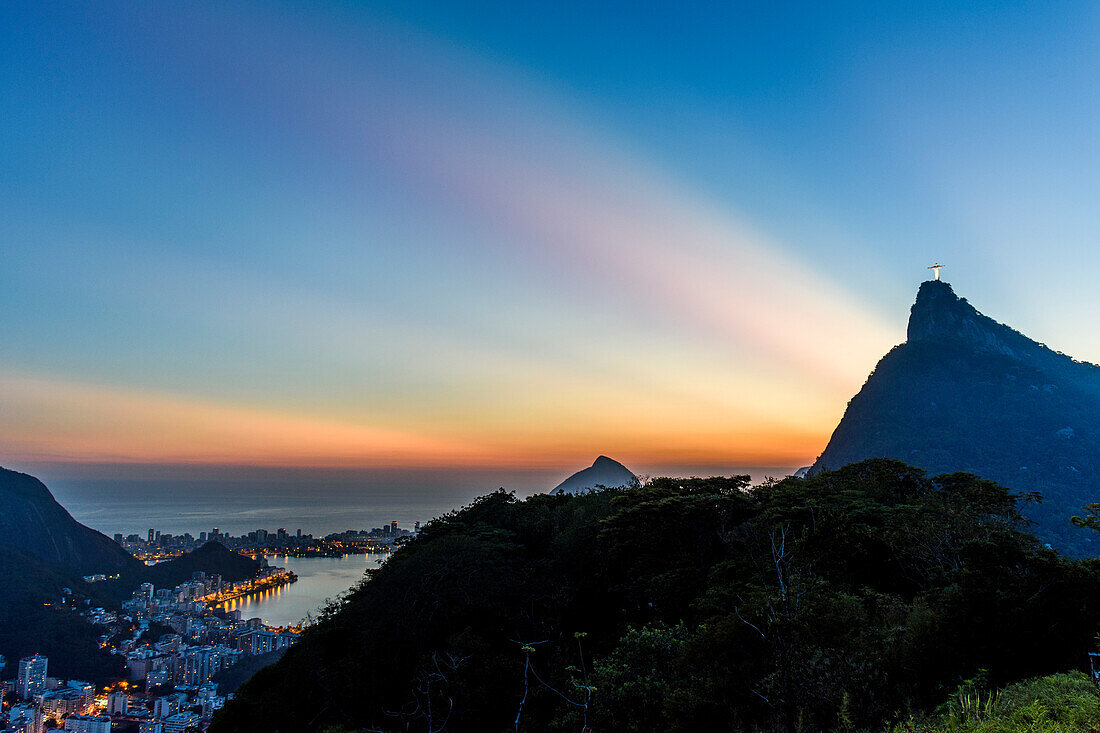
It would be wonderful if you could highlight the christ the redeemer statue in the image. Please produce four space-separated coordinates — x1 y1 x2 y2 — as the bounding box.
929 263 944 280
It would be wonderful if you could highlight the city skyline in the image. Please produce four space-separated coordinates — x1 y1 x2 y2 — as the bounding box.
5 2 1100 477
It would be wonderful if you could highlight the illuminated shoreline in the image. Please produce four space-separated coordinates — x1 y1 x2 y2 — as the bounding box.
204 570 297 608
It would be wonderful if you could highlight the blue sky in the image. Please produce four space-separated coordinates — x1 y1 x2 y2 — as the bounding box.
2 1 1099 477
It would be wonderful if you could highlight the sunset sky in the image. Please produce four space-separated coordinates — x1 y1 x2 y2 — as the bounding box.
4 2 1100 482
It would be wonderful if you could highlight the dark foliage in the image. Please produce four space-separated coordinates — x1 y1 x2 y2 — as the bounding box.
0 545 124 683
138 622 178 644
211 649 287 694
211 460 1100 732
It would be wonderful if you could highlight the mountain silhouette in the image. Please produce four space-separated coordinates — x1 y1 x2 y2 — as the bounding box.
0 466 261 680
812 279 1100 554
551 456 638 494
0 465 141 576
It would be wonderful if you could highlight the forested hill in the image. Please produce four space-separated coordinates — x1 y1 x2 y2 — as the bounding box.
813 280 1100 555
0 546 123 682
0 466 262 682
0 539 261 682
0 465 141 576
106 541 261 601
211 460 1100 733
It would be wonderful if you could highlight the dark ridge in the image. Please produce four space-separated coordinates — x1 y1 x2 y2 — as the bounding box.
0 466 262 676
812 279 1100 555
0 466 142 576
122 541 261 593
0 543 124 683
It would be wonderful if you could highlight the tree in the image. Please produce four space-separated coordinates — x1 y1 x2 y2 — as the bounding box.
1072 503 1100 535
211 461 1100 733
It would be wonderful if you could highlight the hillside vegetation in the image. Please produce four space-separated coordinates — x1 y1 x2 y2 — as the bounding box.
0 462 265 680
0 546 124 682
212 459 1100 732
899 671 1100 732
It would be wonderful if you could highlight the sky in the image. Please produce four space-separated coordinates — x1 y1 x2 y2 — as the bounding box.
3 2 1100 489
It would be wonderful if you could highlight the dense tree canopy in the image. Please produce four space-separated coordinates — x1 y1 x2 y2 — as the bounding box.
0 546 124 682
212 460 1100 732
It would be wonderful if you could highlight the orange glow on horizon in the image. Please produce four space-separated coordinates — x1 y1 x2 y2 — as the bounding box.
0 372 832 470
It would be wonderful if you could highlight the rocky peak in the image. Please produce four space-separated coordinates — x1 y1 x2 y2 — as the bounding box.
812 277 1100 554
551 456 637 494
908 280 982 342
906 279 1043 362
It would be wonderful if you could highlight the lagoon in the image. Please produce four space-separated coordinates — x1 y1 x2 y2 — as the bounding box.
220 553 386 628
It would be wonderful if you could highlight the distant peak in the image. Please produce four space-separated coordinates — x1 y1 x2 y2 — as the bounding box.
552 456 636 494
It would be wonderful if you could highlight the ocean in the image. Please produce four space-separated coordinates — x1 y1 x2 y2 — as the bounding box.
41 464 801 538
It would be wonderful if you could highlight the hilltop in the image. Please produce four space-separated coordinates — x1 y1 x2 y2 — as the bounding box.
813 279 1100 554
0 466 142 576
551 456 637 494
